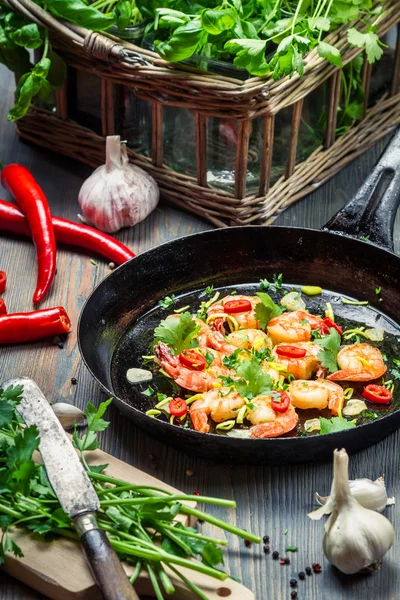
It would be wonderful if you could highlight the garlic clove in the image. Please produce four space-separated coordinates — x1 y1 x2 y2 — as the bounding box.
52 403 86 430
314 475 391 513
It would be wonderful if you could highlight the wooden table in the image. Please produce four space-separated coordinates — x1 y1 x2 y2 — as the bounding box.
1 67 399 600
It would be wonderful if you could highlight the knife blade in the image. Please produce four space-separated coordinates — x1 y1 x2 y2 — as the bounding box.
5 377 138 600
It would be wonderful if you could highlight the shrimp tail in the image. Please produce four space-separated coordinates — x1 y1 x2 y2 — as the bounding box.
154 342 179 365
190 402 210 433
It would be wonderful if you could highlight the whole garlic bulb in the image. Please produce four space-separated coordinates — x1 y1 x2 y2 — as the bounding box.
78 135 159 233
309 449 394 574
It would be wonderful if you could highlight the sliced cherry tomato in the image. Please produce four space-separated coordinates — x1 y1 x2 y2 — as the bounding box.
322 317 343 335
276 345 307 359
362 384 392 404
271 391 291 413
179 349 206 371
169 398 188 417
223 299 252 314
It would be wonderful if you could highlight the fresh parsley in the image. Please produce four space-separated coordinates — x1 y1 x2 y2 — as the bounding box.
254 292 284 329
234 358 273 400
314 328 341 373
319 417 356 434
154 312 200 355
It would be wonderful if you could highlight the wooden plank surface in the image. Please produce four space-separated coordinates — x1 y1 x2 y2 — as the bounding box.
1 66 400 600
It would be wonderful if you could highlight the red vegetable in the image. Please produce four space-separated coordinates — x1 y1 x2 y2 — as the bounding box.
276 345 307 359
0 306 71 344
169 398 188 417
362 384 392 404
224 299 252 314
0 271 6 294
1 165 56 304
0 299 6 315
0 199 134 265
322 317 343 335
271 391 291 413
179 350 206 371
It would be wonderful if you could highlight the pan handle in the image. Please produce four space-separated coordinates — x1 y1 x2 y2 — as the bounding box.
323 128 400 251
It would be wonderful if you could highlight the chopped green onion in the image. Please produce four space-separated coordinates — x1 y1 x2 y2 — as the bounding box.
284 529 288 535
341 299 369 306
285 545 297 552
159 368 172 379
146 409 161 418
90 259 98 266
301 285 322 296
216 420 236 431
236 405 248 424
174 305 191 314
343 387 354 400
155 397 172 409
325 301 334 322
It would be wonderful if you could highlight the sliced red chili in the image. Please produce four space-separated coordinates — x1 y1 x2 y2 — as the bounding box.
179 350 206 371
276 345 307 359
322 317 343 335
0 299 6 315
271 391 291 413
0 271 6 294
169 398 188 417
224 299 252 314
362 384 392 404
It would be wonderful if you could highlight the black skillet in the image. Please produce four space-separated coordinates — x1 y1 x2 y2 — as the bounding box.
78 130 400 465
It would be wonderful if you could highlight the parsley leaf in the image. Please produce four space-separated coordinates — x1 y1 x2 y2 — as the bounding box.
319 417 356 434
154 312 200 355
73 399 112 453
223 348 243 369
159 294 176 309
200 285 214 297
224 39 270 77
259 278 270 290
391 369 400 381
317 41 343 67
347 26 384 64
234 358 273 399
254 292 284 329
314 328 341 373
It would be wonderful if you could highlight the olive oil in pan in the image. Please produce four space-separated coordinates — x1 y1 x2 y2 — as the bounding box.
111 284 400 437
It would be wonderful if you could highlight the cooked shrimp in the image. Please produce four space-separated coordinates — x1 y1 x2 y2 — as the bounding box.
206 330 238 356
289 379 344 416
271 342 321 380
226 329 272 350
154 342 229 393
328 343 387 382
267 311 323 345
190 389 245 433
249 397 298 438
207 295 261 330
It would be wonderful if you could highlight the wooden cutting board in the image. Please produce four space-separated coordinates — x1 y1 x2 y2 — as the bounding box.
3 446 255 600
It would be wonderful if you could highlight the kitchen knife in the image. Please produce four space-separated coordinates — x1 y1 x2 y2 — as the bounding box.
5 377 139 600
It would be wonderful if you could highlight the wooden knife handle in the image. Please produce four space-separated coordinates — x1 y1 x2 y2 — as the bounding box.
74 512 139 600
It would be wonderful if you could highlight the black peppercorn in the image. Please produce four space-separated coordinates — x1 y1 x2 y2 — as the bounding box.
263 535 270 544
71 377 77 385
272 551 279 560
244 539 252 548
290 592 297 599
290 579 297 588
298 571 305 580
305 566 312 575
263 545 270 554
57 342 64 349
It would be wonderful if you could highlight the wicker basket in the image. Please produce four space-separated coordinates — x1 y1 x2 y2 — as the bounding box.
5 0 400 227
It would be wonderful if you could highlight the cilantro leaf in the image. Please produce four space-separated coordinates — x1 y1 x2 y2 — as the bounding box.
223 348 243 369
202 541 224 568
0 400 16 427
224 39 270 77
391 369 400 381
317 42 343 67
254 292 284 329
154 312 200 355
234 358 273 399
347 26 384 64
85 399 112 433
319 417 356 434
314 328 341 373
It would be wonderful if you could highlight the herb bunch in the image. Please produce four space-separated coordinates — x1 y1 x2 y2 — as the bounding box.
0 384 260 598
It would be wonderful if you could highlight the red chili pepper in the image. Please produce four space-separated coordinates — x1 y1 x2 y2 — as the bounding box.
276 345 307 359
179 350 206 371
0 199 134 265
0 306 71 344
0 299 6 315
271 391 291 413
169 398 188 417
0 271 6 294
322 317 343 335
1 165 56 304
224 299 252 314
362 384 392 404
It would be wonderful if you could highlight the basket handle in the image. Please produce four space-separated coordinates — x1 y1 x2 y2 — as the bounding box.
323 128 400 251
